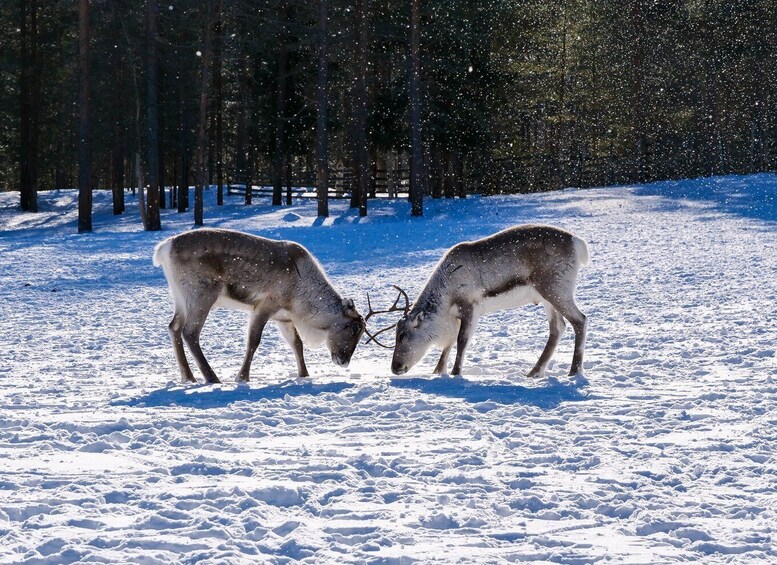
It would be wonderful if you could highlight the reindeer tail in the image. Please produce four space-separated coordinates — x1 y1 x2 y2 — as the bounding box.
152 238 173 268
573 235 590 267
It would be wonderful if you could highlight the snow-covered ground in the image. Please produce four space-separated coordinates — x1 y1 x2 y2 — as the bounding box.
0 175 775 564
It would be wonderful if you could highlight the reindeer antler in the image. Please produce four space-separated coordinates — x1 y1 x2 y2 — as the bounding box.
363 285 411 348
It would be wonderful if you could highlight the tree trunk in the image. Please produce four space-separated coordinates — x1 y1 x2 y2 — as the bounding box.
316 0 329 217
631 0 646 183
431 147 443 198
55 168 65 190
455 152 465 198
194 0 215 226
158 129 166 209
19 0 30 210
111 132 125 214
386 152 395 198
174 58 187 212
245 116 253 205
171 156 178 209
145 0 162 230
249 54 261 205
29 0 40 212
371 146 378 199
273 2 288 207
235 66 248 205
443 152 454 198
136 154 147 226
178 150 188 212
557 2 569 189
214 4 224 205
352 0 369 216
78 0 92 233
285 154 292 205
770 4 777 169
109 3 126 217
702 0 722 176
118 0 144 207
408 0 423 216
19 0 40 213
208 113 215 186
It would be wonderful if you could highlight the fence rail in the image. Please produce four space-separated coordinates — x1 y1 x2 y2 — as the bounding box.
222 142 772 202
226 168 411 200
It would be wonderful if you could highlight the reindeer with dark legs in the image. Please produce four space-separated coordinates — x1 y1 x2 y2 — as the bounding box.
154 229 365 384
366 225 589 378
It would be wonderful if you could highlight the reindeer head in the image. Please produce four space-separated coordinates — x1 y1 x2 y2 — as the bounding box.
328 298 366 367
362 286 434 375
391 306 435 375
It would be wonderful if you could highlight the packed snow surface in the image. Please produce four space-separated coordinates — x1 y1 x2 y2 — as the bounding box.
0 175 775 563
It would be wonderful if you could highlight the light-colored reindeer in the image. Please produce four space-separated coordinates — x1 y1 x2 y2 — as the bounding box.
372 225 589 378
153 228 365 383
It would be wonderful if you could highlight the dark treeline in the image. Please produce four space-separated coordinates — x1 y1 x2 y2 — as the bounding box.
0 1 775 228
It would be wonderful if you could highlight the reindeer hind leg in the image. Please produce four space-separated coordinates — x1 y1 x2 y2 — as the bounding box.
547 296 587 377
562 302 587 377
527 302 566 379
535 272 587 377
180 287 222 384
169 311 196 383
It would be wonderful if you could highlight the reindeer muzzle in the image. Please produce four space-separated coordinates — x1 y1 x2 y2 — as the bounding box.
332 353 350 368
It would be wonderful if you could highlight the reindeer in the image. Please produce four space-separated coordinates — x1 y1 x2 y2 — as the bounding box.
153 228 365 383
366 225 589 378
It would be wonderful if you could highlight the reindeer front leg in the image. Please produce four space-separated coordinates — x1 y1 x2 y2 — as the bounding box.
236 308 272 383
433 344 452 374
451 306 475 376
278 321 309 378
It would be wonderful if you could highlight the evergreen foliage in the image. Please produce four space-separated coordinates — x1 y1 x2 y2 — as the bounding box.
0 0 774 219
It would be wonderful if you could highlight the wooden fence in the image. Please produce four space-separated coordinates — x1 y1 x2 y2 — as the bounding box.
226 167 411 200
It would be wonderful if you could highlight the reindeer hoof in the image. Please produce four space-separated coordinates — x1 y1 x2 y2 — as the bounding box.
526 370 544 379
568 371 588 385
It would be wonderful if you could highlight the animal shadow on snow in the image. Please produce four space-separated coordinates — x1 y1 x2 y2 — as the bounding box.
390 376 589 408
115 380 354 409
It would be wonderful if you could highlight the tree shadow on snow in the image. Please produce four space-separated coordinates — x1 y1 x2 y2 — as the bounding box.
390 376 590 408
631 173 777 223
114 380 354 409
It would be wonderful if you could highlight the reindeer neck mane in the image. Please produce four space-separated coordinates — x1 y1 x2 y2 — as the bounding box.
412 257 464 319
292 253 343 322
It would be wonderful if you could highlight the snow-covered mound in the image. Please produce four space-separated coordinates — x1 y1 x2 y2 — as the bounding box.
0 175 775 563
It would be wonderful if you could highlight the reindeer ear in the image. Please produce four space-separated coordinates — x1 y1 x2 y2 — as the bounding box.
342 298 358 317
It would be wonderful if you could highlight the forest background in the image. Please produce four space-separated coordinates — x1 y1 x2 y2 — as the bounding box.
1 0 774 227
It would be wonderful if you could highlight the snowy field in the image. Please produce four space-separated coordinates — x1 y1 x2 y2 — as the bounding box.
0 175 776 564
